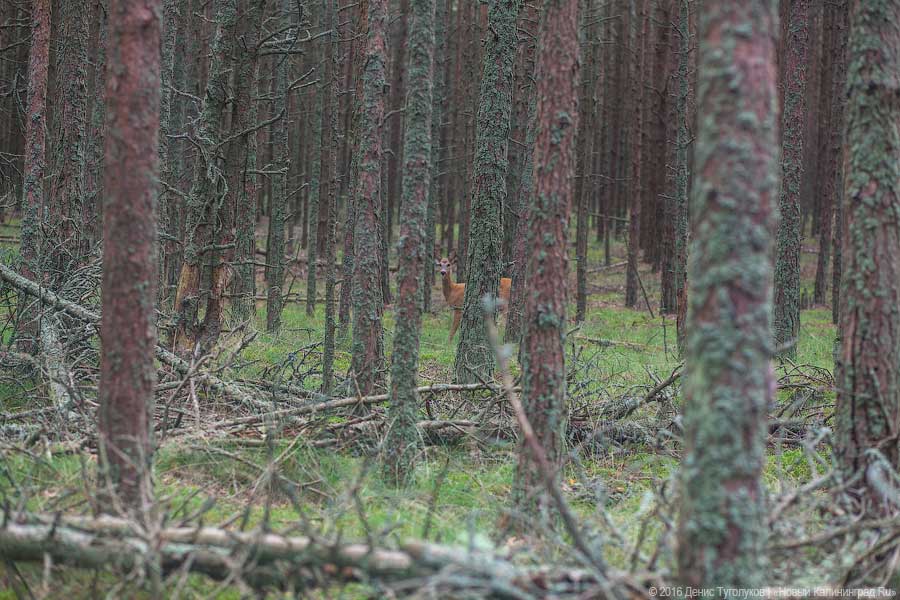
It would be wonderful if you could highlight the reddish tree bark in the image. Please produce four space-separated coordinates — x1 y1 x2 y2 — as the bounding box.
513 0 579 519
98 0 161 513
17 0 52 353
350 0 388 396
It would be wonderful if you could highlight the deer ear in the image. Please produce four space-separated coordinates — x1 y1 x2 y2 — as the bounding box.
434 259 441 266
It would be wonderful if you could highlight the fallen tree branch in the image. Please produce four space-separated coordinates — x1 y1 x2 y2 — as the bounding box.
0 263 268 410
0 511 629 597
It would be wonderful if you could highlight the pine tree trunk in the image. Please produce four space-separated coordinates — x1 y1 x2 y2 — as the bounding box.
383 0 435 486
574 0 592 324
829 1 848 327
17 0 52 354
349 0 389 397
172 0 238 356
47 0 90 280
227 0 266 323
98 0 161 513
773 0 810 359
834 0 900 516
453 0 520 383
338 0 369 335
322 0 339 394
512 0 579 522
266 0 292 333
673 0 691 353
386 0 409 250
424 0 447 314
624 0 646 308
677 0 777 588
306 3 327 317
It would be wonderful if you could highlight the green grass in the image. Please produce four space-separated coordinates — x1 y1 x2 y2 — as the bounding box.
0 231 839 596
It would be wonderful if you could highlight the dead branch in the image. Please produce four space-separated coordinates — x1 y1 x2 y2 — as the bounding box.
0 511 631 597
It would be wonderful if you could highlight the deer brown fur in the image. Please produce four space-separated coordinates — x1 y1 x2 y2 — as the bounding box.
435 255 511 342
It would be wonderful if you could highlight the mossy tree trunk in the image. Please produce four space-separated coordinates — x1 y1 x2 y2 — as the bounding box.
574 0 592 324
423 0 447 315
47 0 90 280
171 0 238 356
674 0 691 353
503 2 538 344
386 0 409 249
453 0 520 383
383 0 435 486
339 0 369 335
773 0 810 359
830 1 849 327
227 0 266 323
306 0 328 318
349 0 388 396
17 0 52 354
266 0 293 333
512 0 579 522
624 0 647 309
834 0 900 516
98 0 161 513
322 0 339 394
677 0 777 589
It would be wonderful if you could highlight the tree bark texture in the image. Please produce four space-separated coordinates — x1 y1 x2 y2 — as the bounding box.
383 0 435 486
512 0 579 520
98 0 161 512
773 0 810 359
677 0 778 589
350 0 389 396
453 0 520 383
834 0 900 516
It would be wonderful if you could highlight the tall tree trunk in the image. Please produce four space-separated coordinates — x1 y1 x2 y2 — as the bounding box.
811 3 834 305
830 1 849 327
98 0 161 513
773 0 810 359
266 0 292 333
228 0 266 323
677 0 777 589
453 0 520 383
383 0 435 486
674 0 691 353
47 0 90 280
504 80 537 344
512 0 579 522
349 0 388 397
424 0 447 314
322 0 339 394
339 0 369 334
624 0 647 308
386 0 409 250
17 0 52 354
574 0 592 324
834 0 900 516
306 2 327 317
171 0 238 356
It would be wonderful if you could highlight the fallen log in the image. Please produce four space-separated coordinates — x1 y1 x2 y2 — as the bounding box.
0 511 627 597
0 263 267 410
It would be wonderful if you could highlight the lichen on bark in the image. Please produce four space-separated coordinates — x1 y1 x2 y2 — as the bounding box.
773 0 810 360
382 0 435 486
834 0 900 516
453 0 521 383
677 0 778 589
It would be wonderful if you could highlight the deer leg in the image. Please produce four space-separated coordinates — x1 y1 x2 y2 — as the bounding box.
449 309 462 342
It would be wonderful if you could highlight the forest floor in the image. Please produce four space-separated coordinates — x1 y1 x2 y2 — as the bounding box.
0 227 837 598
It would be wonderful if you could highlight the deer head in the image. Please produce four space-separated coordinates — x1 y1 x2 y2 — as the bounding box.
434 253 458 278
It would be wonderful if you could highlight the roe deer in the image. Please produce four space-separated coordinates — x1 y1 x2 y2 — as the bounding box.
435 254 511 342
